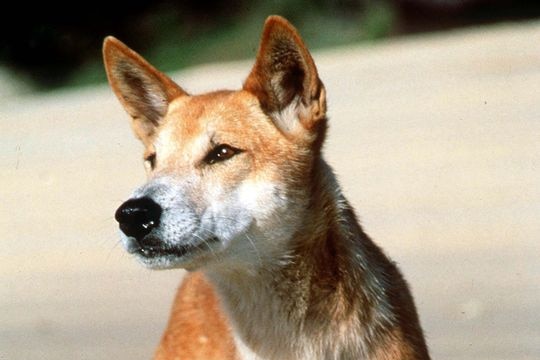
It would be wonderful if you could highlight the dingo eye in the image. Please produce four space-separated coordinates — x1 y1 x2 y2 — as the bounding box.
204 144 241 165
144 153 156 170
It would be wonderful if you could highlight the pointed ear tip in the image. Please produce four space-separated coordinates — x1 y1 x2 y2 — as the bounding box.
264 15 291 26
102 36 128 57
262 15 302 42
103 36 116 49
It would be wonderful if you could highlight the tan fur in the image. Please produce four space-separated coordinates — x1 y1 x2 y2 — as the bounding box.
154 272 237 360
104 15 430 360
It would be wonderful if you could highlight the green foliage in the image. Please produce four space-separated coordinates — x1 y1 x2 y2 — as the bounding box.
5 0 540 90
362 1 396 40
34 0 399 90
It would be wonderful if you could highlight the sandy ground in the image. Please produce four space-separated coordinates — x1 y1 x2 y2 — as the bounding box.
1 21 539 359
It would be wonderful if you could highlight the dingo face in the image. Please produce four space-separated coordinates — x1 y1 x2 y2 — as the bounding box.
104 17 326 271
104 17 431 360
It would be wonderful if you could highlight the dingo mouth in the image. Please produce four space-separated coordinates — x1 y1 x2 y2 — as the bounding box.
126 236 220 261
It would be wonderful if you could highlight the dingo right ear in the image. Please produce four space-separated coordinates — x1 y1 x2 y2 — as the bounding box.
243 16 326 140
103 37 187 145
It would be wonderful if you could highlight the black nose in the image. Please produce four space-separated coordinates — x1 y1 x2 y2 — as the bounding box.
115 197 162 240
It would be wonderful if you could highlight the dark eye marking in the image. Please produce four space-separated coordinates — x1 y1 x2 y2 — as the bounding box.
204 144 242 165
144 153 156 169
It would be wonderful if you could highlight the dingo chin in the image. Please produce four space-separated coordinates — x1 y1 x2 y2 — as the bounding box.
104 15 430 360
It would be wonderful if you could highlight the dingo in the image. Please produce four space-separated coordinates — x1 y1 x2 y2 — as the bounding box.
104 15 430 360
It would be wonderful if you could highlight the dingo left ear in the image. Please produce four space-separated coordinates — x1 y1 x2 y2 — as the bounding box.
103 37 187 145
244 16 326 137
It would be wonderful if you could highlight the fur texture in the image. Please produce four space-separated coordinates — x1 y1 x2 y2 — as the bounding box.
104 15 430 360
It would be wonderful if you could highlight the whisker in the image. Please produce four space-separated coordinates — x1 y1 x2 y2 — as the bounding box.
193 230 218 258
197 219 264 266
244 232 263 266
105 239 123 263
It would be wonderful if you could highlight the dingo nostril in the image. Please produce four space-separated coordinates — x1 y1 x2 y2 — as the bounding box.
115 197 162 240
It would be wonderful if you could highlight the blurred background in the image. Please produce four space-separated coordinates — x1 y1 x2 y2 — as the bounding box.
2 0 540 92
1 1 539 360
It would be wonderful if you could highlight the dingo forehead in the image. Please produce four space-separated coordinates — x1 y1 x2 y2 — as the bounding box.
154 90 287 168
166 90 275 138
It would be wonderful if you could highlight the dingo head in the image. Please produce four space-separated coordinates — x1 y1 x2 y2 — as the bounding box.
104 16 326 271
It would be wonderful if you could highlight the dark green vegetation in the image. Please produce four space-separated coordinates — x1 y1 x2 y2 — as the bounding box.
1 0 539 91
